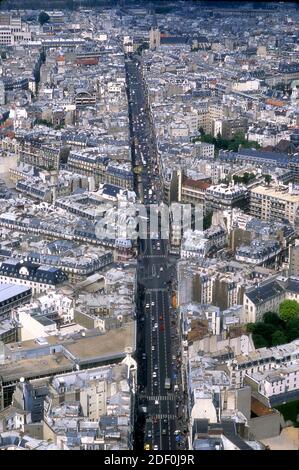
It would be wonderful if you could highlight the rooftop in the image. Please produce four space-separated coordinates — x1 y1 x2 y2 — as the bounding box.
245 280 285 305
0 354 74 383
0 283 31 303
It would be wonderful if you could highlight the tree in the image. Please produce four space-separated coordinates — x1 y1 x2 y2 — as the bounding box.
285 317 299 342
254 322 276 344
246 323 255 333
203 211 213 230
263 312 282 326
279 300 299 322
271 330 287 346
264 174 272 186
38 11 50 26
243 172 250 185
252 334 268 348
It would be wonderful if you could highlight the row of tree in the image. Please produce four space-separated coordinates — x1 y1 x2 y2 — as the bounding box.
232 172 255 185
247 300 299 348
193 130 261 153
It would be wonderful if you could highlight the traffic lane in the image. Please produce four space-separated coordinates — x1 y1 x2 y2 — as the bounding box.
149 289 163 449
157 290 168 390
144 292 153 396
162 290 173 381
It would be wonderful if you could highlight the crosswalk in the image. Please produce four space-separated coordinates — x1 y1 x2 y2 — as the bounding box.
146 414 176 421
142 255 167 259
147 394 176 401
145 287 168 292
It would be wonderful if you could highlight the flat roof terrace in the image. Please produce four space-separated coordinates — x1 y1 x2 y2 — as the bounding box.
0 354 74 384
1 322 136 380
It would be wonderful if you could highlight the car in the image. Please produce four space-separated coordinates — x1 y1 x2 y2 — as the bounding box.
159 315 163 320
153 372 157 378
148 431 152 438
145 304 149 308
154 364 158 370
154 323 158 329
160 267 163 272
144 444 151 451
153 381 158 386
159 324 164 332
174 430 180 436
151 302 155 306
153 445 159 451
154 399 159 405
152 346 155 351
162 429 167 435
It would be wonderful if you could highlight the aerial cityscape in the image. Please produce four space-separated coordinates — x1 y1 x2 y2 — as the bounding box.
0 0 299 453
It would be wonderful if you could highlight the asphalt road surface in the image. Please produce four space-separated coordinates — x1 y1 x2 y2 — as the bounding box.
126 54 178 451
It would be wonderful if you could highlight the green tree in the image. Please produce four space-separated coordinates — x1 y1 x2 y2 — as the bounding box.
279 300 299 322
246 323 255 333
264 174 272 186
252 334 268 348
203 211 213 230
271 330 287 346
285 317 299 342
263 312 282 326
38 11 50 26
233 175 241 184
254 322 276 344
243 172 250 185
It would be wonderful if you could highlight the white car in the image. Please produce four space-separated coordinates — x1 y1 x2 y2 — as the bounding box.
146 304 149 308
153 445 158 450
154 323 158 329
160 267 163 272
152 346 155 351
151 302 155 306
154 399 159 405
152 372 157 378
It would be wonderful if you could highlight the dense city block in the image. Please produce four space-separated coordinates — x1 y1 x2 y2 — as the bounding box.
0 0 299 452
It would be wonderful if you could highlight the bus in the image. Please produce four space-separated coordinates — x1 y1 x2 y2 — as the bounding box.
164 377 171 390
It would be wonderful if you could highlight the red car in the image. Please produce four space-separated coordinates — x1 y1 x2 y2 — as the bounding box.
159 324 165 332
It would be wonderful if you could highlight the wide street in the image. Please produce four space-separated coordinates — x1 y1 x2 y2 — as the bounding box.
126 53 182 450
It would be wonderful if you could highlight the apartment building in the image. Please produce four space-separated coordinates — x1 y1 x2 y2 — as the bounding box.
0 260 68 295
0 284 31 320
225 340 299 389
194 142 215 159
250 184 299 226
243 277 299 323
180 175 211 206
205 184 249 212
289 243 299 276
245 362 299 407
0 26 13 45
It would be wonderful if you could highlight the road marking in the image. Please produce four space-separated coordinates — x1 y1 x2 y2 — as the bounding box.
150 414 177 420
147 395 176 401
145 287 168 293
